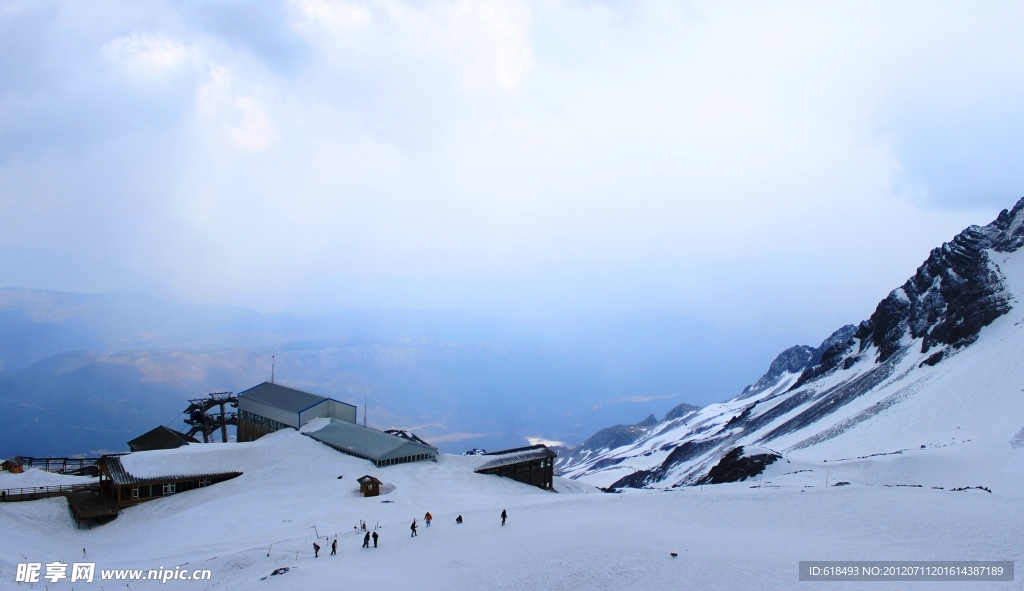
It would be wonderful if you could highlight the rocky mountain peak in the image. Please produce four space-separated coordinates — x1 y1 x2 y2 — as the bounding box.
663 402 700 422
853 198 1024 367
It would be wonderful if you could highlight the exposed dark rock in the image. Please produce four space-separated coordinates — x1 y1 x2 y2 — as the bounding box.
951 486 992 493
569 418 658 455
636 414 659 427
790 325 857 390
557 412 673 471
663 402 700 422
744 325 858 397
588 456 626 471
694 446 781 485
609 437 724 489
740 345 815 396
854 198 1024 364
761 351 903 444
566 199 1024 491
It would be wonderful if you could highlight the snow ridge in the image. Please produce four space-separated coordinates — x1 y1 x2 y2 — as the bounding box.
562 197 1024 490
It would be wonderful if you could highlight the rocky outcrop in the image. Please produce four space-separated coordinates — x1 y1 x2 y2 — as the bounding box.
663 402 699 422
694 446 780 485
565 197 1024 491
740 345 815 397
608 437 726 489
557 412 681 472
853 199 1024 365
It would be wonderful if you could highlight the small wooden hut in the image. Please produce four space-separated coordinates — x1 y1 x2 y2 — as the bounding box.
357 475 382 497
1 456 25 474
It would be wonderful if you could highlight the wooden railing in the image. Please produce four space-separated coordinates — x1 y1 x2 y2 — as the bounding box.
19 457 101 475
0 483 99 502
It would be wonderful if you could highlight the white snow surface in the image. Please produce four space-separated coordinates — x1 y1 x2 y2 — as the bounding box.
559 246 1024 494
1 429 1020 590
5 241 1024 588
0 468 96 489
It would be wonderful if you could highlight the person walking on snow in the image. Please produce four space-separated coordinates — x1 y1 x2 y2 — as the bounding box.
501 509 507 526
410 518 418 537
362 532 371 548
331 538 337 555
424 511 432 527
372 531 379 547
313 542 320 558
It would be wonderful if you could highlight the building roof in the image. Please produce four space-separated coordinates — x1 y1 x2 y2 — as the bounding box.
304 419 437 463
101 454 241 487
2 456 24 467
357 475 382 485
475 445 557 472
128 426 198 452
237 382 329 413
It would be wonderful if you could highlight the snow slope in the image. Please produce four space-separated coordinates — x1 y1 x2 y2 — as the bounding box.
560 198 1024 492
0 469 95 490
1 428 1021 590
4 201 1024 589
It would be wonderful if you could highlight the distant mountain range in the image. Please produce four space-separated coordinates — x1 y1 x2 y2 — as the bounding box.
0 289 801 457
560 197 1024 489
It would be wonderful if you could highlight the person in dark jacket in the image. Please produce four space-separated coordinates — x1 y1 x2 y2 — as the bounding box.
331 538 337 555
372 531 379 547
410 519 418 537
456 515 463 524
501 509 507 526
362 532 371 548
313 542 320 557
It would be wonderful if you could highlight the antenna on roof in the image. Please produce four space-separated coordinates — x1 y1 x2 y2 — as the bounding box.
271 355 275 384
364 394 367 427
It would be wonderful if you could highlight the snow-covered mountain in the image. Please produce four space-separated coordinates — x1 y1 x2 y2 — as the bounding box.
561 197 1024 490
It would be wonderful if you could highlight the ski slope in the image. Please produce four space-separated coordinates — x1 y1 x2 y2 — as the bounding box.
0 428 1021 590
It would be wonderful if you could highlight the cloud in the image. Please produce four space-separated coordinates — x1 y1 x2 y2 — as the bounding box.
428 431 501 443
526 436 565 447
102 33 187 71
619 394 679 404
590 393 679 410
0 0 1021 340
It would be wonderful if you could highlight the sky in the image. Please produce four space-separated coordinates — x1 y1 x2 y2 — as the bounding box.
1 0 1023 340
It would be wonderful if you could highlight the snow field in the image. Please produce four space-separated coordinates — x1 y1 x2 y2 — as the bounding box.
0 429 1021 590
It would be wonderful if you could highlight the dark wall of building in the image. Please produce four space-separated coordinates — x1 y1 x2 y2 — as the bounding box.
480 458 553 490
103 473 240 507
237 410 286 442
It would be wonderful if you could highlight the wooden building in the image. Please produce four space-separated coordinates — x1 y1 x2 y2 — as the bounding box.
127 426 198 452
97 455 241 508
358 475 382 497
237 382 358 442
1 456 25 474
474 445 556 490
67 491 119 528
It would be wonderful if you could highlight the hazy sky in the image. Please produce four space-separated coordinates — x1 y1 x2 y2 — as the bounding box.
1 1 1022 340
